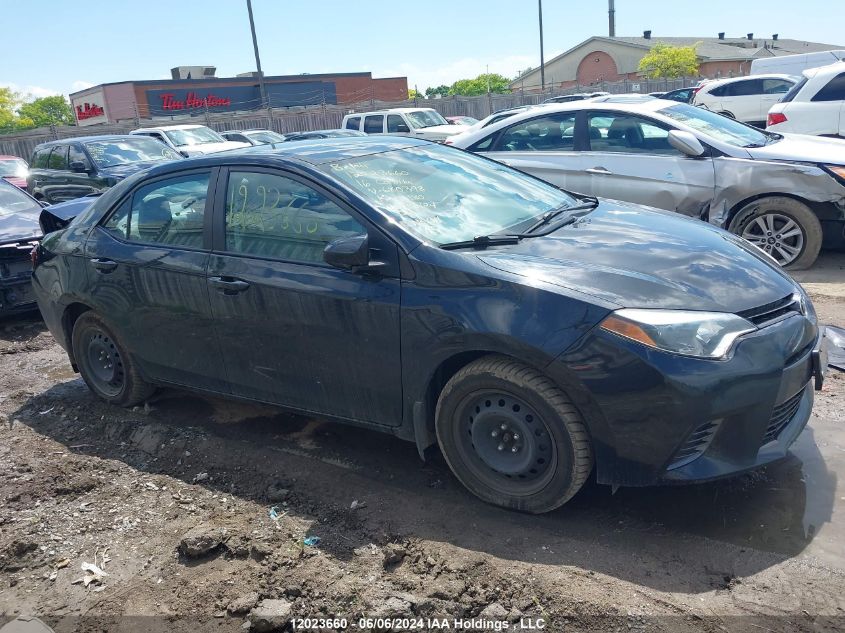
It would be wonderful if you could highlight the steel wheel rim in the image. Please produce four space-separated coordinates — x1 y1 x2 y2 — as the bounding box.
741 212 804 266
456 391 557 497
84 330 125 397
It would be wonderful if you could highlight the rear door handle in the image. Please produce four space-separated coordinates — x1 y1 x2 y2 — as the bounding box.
90 258 118 273
208 276 250 294
586 167 612 175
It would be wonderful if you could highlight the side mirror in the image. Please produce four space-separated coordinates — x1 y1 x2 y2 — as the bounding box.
323 234 370 270
69 161 90 173
668 130 706 157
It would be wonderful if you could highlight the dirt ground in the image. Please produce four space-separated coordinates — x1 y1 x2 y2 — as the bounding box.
0 254 844 633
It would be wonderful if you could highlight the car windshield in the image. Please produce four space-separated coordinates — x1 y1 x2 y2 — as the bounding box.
246 131 285 144
405 110 448 129
0 182 40 216
0 159 28 178
165 127 226 146
659 103 774 147
84 138 181 168
322 144 579 245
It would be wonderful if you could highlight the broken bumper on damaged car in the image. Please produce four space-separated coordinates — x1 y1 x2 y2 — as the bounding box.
0 240 39 315
553 308 826 487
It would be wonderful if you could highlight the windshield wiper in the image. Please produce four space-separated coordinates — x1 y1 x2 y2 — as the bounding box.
524 198 599 234
440 234 522 250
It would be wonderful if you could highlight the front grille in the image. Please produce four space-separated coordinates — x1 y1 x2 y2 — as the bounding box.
737 294 801 326
668 419 721 470
763 390 804 444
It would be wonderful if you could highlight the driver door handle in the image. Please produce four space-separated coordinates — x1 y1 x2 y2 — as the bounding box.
90 258 118 273
586 167 612 175
208 276 250 294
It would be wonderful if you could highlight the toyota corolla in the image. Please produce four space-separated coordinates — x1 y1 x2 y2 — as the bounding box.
31 137 827 513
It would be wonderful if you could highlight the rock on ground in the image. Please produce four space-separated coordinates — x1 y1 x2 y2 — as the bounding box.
248 599 293 632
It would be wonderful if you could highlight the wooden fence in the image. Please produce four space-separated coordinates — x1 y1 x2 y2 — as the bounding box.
0 77 700 159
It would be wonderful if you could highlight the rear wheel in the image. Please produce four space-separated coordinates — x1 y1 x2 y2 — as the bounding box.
435 356 592 514
729 196 822 270
71 313 155 406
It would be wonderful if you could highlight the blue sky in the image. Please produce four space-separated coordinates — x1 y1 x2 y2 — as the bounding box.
2 0 841 98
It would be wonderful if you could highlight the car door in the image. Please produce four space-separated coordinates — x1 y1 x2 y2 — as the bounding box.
83 168 228 392
581 110 716 217
207 167 402 426
479 110 593 195
43 145 70 203
726 79 765 123
27 148 51 198
386 114 411 136
65 143 100 199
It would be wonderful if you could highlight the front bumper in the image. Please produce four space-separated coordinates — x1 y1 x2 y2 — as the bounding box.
0 248 37 316
554 314 822 487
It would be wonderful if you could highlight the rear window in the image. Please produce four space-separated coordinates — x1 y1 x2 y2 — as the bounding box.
812 72 845 102
781 76 809 103
345 116 361 131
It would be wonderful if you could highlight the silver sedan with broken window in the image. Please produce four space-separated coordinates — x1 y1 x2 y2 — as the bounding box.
448 98 845 269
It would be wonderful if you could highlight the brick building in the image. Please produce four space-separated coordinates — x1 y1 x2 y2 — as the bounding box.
68 71 408 126
512 33 845 92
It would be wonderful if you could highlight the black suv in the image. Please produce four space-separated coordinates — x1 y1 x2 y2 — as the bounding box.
27 135 181 204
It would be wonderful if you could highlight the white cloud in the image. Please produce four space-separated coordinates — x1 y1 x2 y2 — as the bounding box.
381 54 539 91
1 82 61 99
71 80 95 92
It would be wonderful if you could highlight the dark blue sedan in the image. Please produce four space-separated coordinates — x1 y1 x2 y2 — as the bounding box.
31 137 827 513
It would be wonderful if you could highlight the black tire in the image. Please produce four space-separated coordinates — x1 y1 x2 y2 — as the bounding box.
71 312 155 406
728 196 822 270
435 355 593 514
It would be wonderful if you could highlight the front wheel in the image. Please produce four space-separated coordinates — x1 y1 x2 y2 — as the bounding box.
71 312 155 406
728 196 822 270
435 356 593 514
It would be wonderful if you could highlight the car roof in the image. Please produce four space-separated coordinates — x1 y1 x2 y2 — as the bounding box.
136 136 432 177
132 124 206 132
33 135 147 148
703 73 797 88
344 107 436 116
803 60 845 79
221 129 275 134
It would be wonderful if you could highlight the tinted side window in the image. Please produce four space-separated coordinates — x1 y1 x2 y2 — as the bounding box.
31 148 50 168
812 72 845 102
68 144 88 168
364 115 384 134
127 172 210 248
102 199 130 239
763 79 793 94
47 146 69 170
387 114 409 133
587 113 681 156
345 116 361 131
225 170 365 264
708 84 728 97
726 79 763 96
496 114 577 152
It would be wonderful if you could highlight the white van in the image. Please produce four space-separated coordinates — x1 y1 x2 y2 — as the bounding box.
750 50 845 76
341 108 468 142
130 124 249 156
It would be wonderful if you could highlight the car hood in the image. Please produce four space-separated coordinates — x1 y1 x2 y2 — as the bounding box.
99 160 172 180
177 141 251 154
746 133 845 165
476 201 796 312
413 124 468 138
39 196 98 234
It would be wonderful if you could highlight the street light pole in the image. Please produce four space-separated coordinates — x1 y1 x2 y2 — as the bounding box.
246 0 268 110
538 0 546 93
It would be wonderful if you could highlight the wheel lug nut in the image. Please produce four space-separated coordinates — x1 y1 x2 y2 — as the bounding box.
500 424 507 430
497 443 505 451
512 433 520 440
511 446 518 453
491 430 499 438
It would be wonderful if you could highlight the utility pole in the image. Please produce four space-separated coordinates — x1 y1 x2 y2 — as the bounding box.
538 0 546 93
608 0 616 37
246 0 269 111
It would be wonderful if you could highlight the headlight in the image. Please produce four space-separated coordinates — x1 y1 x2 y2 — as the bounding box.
600 309 756 359
793 287 817 324
825 164 845 184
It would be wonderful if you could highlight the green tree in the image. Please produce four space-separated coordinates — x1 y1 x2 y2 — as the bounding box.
0 87 24 131
408 88 420 100
449 73 512 96
637 43 700 79
425 84 451 98
18 95 75 127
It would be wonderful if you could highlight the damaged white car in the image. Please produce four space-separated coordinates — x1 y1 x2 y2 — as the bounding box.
447 99 845 269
